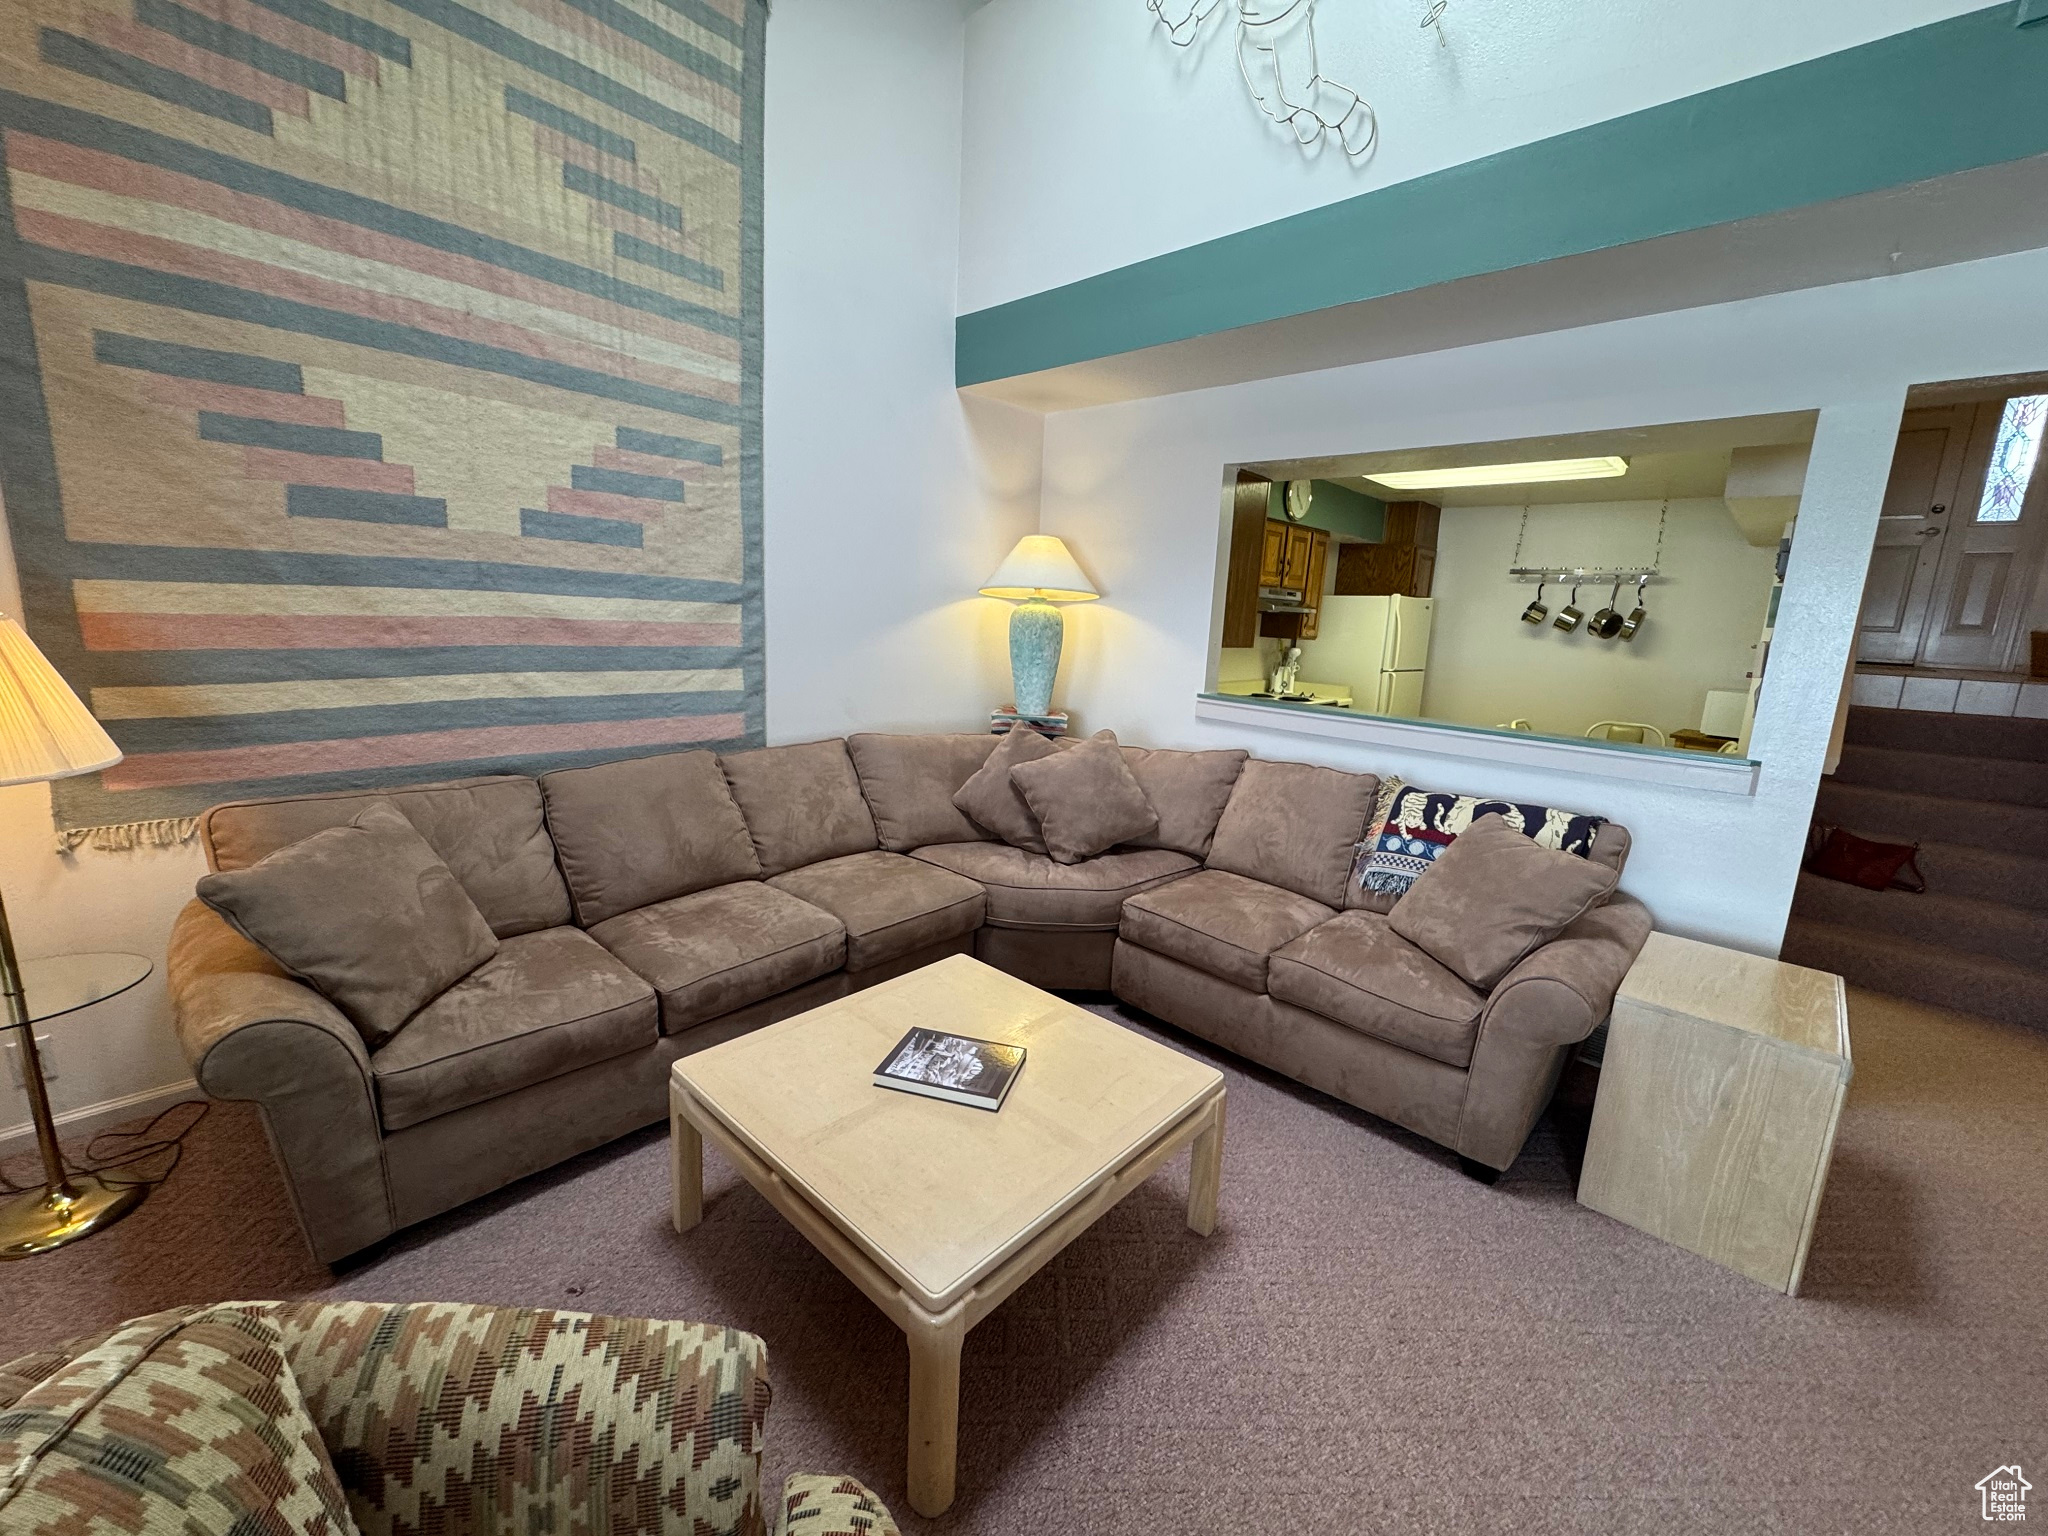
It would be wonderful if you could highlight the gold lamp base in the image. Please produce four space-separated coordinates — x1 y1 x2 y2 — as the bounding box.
0 1175 149 1260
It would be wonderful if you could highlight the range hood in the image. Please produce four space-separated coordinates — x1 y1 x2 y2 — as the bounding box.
1257 586 1314 613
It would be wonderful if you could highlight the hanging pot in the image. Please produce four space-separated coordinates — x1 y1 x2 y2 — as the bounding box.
1619 575 1649 641
1553 584 1584 632
1520 579 1549 625
1591 580 1626 639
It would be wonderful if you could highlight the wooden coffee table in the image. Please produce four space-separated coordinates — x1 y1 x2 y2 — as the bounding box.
668 954 1226 1517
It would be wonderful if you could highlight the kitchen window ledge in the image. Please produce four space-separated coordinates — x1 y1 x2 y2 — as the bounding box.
1195 694 1761 796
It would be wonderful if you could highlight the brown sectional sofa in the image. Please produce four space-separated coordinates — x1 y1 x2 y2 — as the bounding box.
169 731 1652 1263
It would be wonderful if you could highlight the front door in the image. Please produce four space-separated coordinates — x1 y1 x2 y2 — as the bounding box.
1856 406 1973 664
1920 395 2048 670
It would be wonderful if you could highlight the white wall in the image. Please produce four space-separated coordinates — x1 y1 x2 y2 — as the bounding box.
762 0 1040 741
2 0 1030 1136
1039 245 2048 955
1419 499 1776 740
957 0 1989 312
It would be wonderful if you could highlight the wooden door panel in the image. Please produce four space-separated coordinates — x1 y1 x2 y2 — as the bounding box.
1259 520 1286 586
1281 525 1313 590
1856 409 1972 664
1858 545 1919 633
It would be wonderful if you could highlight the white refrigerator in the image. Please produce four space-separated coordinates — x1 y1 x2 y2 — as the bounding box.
1297 596 1434 717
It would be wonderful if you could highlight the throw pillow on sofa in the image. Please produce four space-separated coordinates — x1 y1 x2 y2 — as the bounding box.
0 1305 359 1536
1009 730 1159 864
1389 813 1619 989
1355 784 1605 902
196 800 497 1048
954 723 1061 852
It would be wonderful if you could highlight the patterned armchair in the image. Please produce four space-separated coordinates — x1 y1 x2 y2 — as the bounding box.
0 1301 897 1536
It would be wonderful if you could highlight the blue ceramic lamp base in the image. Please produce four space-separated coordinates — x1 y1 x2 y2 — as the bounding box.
1008 597 1064 719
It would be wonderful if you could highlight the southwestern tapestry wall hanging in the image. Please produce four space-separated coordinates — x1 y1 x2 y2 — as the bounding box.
0 0 764 846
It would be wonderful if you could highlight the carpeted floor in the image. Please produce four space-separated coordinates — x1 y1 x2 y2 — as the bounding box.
4 987 2044 1533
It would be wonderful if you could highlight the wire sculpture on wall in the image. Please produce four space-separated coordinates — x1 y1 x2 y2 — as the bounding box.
1148 0 1377 158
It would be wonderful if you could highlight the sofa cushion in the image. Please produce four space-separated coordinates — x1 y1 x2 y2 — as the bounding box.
911 842 1198 929
1118 745 1250 859
197 801 498 1050
590 882 845 1033
0 1306 356 1536
767 850 985 971
1389 813 1620 990
720 739 879 877
1118 868 1334 992
1269 911 1487 1068
1206 759 1379 908
542 750 762 927
370 927 659 1131
202 775 570 938
952 724 1060 852
846 733 1000 851
1009 732 1159 863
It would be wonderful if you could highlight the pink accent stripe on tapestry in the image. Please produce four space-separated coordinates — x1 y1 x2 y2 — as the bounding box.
139 376 350 425
242 449 417 494
545 486 673 523
101 714 748 789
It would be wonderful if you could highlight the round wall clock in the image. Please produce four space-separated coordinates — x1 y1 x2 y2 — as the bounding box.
1285 480 1315 522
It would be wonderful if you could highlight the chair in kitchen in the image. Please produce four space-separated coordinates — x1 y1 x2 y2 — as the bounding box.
1586 720 1666 746
1496 719 1533 731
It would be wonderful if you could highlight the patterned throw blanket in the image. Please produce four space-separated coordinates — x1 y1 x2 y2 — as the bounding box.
0 0 764 846
1357 782 1605 898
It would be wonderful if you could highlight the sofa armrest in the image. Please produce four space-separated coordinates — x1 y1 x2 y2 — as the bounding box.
776 1474 902 1536
1454 892 1654 1170
265 1302 773 1536
167 900 393 1262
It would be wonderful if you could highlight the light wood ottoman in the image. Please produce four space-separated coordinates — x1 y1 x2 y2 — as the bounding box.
1578 931 1851 1294
668 953 1226 1517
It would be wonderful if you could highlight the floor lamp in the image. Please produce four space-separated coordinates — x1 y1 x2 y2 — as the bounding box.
0 617 128 1258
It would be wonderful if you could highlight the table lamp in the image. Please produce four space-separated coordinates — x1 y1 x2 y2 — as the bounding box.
0 617 130 1258
978 536 1099 719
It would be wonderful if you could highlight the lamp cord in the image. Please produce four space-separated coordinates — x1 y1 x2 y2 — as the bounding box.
0 1099 209 1196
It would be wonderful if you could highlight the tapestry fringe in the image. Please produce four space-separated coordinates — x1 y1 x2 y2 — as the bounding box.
57 818 202 854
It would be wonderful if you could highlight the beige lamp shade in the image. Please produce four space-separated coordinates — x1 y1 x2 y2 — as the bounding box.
0 619 122 787
978 535 1100 602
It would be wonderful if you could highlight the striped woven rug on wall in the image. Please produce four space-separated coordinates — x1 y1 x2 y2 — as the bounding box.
0 0 763 847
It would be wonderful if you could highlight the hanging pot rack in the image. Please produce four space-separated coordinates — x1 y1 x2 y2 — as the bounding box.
1507 501 1668 584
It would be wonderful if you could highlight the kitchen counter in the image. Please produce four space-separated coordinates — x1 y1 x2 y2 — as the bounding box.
1213 678 1353 707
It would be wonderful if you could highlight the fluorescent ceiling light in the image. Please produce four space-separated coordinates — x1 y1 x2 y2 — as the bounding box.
1364 456 1630 491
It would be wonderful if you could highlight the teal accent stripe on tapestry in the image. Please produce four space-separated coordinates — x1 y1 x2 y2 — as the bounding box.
90 646 747 684
200 414 382 457
563 162 682 230
109 690 744 753
58 544 746 602
614 232 723 290
377 0 740 160
244 0 412 65
521 506 644 546
505 86 636 160
956 3 2048 386
93 331 304 390
286 485 448 524
38 31 273 135
136 0 348 100
572 463 684 500
0 93 741 337
617 424 723 463
22 245 741 421
546 0 741 92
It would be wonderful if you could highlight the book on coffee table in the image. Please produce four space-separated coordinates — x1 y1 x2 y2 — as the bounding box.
874 1028 1025 1111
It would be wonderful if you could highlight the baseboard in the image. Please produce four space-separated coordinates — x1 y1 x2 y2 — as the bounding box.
0 1079 203 1161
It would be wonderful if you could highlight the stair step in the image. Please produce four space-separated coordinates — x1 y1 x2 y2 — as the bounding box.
1813 781 2048 859
1909 841 2048 914
1833 743 2048 807
1789 872 2048 970
1844 704 2048 763
1780 919 2047 1033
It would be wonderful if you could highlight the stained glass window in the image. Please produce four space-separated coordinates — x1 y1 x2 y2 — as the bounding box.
1975 394 2048 523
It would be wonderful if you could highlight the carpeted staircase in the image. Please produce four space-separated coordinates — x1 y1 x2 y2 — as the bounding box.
1783 704 2048 1032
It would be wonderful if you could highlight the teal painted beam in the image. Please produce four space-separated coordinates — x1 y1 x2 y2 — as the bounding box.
957 4 2048 387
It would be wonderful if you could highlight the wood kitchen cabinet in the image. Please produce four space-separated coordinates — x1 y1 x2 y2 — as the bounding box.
1335 498 1439 598
1222 474 1332 646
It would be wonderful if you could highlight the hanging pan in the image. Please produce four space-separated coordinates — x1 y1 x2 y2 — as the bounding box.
1619 575 1649 641
1553 584 1584 632
1520 579 1549 625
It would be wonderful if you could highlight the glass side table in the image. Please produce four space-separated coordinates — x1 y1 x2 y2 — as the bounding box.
1 950 154 1260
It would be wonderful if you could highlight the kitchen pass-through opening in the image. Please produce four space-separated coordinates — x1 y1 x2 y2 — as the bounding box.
1206 411 1824 767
